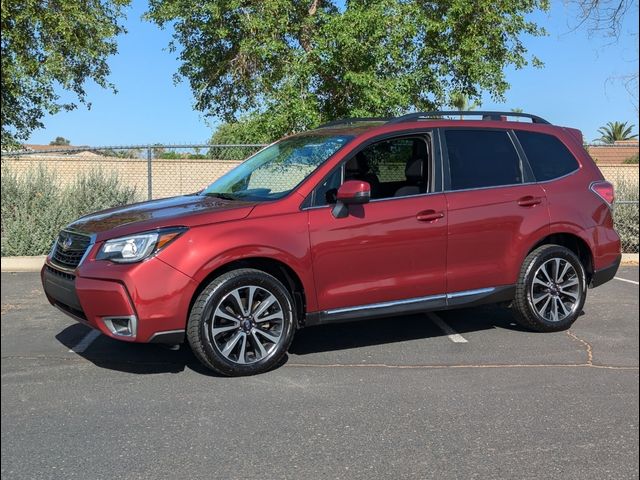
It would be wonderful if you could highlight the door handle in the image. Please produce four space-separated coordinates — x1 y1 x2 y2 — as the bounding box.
416 210 445 222
517 196 543 207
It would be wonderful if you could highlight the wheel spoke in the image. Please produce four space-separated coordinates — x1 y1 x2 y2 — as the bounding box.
533 277 548 287
211 324 238 337
214 307 240 324
560 288 579 300
246 286 257 315
255 311 284 323
251 330 268 359
538 296 552 319
560 277 578 288
539 265 553 284
230 290 249 316
253 294 277 318
550 298 559 321
533 293 551 305
556 298 569 317
236 334 247 364
221 331 243 357
557 261 571 283
553 258 562 282
254 327 280 344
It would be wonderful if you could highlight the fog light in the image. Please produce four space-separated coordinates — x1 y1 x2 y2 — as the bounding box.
102 315 137 338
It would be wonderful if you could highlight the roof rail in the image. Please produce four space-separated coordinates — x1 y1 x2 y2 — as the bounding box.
318 117 390 128
387 111 550 125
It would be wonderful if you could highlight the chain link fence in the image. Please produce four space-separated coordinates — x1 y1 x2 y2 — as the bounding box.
1 144 266 200
1 143 638 253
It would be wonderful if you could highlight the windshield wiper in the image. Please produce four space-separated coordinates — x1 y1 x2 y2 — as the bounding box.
204 192 236 200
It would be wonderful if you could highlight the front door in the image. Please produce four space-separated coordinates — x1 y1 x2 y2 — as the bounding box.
307 134 448 312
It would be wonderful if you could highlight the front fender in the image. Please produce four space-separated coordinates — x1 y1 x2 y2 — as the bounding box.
156 211 318 311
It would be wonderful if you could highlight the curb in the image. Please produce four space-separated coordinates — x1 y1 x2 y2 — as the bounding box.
1 256 47 272
1 254 638 273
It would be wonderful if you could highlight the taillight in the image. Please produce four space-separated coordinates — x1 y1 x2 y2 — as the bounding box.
590 181 615 206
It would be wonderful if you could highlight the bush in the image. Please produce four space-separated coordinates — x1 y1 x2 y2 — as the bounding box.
623 153 639 164
1 165 139 256
614 180 639 253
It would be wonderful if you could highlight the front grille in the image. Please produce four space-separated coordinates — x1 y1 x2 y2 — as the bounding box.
45 264 75 281
51 230 92 270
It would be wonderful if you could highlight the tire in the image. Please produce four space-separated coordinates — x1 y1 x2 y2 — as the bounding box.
187 268 296 376
513 244 587 332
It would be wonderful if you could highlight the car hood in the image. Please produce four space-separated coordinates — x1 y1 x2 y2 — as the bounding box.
67 194 257 240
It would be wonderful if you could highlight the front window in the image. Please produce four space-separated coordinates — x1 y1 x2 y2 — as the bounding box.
201 134 353 201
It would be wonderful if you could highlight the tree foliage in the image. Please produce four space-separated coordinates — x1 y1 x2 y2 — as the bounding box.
597 121 638 143
148 0 549 142
1 0 130 148
49 136 71 146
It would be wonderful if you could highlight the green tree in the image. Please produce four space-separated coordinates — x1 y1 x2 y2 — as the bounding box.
147 0 549 142
1 0 130 149
49 136 70 146
597 121 638 143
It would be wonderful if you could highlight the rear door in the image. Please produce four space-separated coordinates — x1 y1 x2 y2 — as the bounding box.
442 128 550 293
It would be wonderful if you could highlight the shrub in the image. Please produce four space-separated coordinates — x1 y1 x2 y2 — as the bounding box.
1 165 139 256
614 180 639 253
623 153 639 164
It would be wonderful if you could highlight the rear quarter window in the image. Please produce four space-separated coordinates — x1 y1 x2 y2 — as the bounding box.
515 131 579 182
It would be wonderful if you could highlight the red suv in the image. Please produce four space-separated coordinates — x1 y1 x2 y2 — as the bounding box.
42 111 621 376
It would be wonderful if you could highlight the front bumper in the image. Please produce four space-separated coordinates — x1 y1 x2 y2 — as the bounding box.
42 256 197 343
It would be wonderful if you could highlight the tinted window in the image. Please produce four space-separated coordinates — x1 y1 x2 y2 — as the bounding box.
515 131 579 181
445 129 523 190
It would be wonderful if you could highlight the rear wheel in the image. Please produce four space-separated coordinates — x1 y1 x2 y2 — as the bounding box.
513 245 587 332
187 268 296 376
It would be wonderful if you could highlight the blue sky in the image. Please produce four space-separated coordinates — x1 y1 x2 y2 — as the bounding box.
28 0 639 146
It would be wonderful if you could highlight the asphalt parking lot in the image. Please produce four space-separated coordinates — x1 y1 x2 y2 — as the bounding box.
1 268 638 480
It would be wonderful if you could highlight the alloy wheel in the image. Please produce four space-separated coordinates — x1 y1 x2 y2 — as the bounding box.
207 285 284 364
529 258 581 322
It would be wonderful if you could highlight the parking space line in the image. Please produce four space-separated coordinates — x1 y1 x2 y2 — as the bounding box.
69 330 101 353
614 277 639 286
427 313 468 343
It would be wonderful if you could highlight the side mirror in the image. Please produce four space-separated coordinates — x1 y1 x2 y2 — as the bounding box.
332 180 370 218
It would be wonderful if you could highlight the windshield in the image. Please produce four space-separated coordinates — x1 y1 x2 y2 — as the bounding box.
201 134 353 201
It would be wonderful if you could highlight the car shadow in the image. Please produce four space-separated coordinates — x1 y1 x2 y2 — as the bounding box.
55 304 526 375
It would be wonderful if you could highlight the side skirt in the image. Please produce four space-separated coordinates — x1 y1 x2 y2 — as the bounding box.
304 286 515 327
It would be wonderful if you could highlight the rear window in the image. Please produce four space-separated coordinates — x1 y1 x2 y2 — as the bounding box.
515 131 579 181
445 129 523 190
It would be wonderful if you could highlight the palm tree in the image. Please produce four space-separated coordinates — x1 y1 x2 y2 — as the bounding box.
597 121 638 144
449 93 481 119
510 108 524 121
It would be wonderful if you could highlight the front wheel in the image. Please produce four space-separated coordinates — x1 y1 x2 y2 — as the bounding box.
513 245 587 332
187 268 296 376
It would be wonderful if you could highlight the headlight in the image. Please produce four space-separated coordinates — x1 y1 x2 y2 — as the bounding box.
96 228 186 263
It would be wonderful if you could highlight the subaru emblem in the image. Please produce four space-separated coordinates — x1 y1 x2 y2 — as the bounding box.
61 235 73 251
